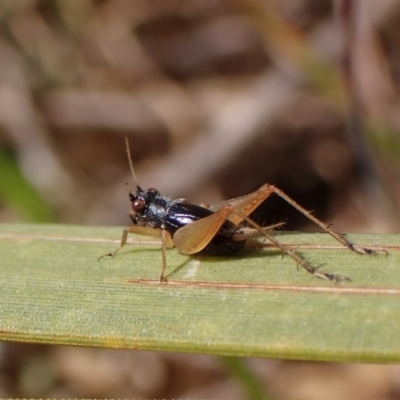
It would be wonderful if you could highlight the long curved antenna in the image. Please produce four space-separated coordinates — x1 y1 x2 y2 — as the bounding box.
125 136 139 186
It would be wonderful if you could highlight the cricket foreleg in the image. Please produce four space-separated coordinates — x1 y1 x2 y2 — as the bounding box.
160 229 170 283
98 225 173 260
98 226 131 259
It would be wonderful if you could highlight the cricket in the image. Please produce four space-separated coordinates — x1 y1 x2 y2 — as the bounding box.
100 138 376 282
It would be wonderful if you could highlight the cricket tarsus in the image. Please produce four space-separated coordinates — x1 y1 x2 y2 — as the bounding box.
315 271 350 282
99 140 379 282
98 252 112 259
311 263 350 282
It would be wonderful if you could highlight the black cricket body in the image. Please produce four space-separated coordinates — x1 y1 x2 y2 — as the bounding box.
129 185 246 255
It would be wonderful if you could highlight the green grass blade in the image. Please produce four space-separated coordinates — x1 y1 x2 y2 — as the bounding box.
0 223 399 362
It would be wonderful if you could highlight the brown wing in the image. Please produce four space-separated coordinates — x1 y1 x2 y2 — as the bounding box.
173 205 235 255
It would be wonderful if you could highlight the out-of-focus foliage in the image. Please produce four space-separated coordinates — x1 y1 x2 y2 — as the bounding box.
0 146 53 221
0 0 399 231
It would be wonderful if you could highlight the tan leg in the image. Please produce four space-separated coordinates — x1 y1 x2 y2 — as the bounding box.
98 225 173 259
232 208 349 282
213 183 375 255
99 225 174 282
270 186 375 255
176 201 349 281
98 226 132 259
160 229 169 282
232 222 285 241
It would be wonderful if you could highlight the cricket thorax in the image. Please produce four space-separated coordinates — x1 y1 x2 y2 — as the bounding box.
145 195 177 228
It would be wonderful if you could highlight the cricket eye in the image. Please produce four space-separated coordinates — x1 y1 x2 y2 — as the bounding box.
132 198 145 212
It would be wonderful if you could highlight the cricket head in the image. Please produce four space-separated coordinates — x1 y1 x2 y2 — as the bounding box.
129 186 162 218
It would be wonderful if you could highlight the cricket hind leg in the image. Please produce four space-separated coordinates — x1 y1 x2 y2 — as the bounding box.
176 201 349 281
209 183 376 280
269 186 376 255
232 222 286 242
223 183 376 256
232 208 350 282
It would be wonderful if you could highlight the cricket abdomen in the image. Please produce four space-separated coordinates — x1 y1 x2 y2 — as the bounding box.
203 230 246 255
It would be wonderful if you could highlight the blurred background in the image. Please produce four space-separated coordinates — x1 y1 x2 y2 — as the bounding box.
1 0 400 398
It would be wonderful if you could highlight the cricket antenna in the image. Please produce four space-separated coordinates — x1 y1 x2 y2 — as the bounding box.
124 136 139 186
